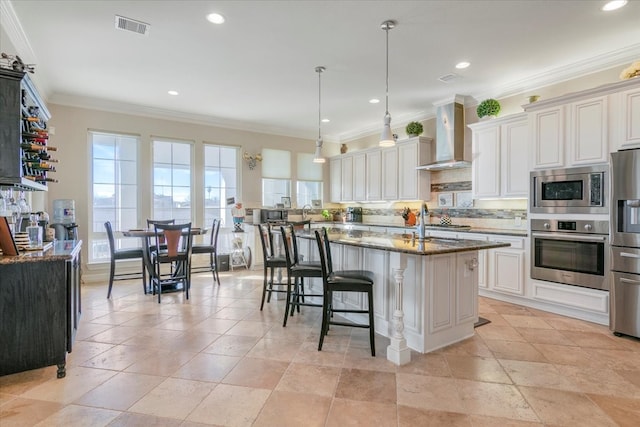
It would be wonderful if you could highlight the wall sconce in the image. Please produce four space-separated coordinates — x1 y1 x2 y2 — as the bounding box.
242 151 262 170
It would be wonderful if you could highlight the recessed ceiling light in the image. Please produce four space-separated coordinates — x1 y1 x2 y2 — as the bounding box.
322 118 330 123
369 98 380 104
602 1 627 11
455 61 470 69
168 90 179 96
206 13 225 24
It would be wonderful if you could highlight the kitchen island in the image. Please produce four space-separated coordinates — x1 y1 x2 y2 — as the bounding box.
0 240 82 378
295 228 509 365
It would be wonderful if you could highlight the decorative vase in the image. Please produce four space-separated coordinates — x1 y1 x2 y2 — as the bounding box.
340 143 348 154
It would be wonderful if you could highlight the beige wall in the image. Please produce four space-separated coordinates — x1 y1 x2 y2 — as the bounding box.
43 104 338 260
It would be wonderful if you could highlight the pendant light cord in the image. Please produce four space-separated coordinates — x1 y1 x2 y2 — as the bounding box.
385 24 389 115
318 67 322 140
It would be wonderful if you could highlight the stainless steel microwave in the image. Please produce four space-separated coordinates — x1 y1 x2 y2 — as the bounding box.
530 164 608 214
260 209 288 223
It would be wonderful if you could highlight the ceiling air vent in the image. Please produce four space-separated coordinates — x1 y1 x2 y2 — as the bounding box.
438 73 461 83
115 15 150 36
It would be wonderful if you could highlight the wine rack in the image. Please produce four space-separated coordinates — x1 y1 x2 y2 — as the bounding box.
0 68 53 191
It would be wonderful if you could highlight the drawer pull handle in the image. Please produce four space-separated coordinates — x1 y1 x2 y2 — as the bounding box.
620 278 640 285
620 252 640 259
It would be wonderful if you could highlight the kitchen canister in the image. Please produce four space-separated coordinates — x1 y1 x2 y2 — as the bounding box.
52 199 76 224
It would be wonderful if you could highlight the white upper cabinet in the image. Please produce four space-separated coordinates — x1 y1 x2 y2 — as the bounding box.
469 113 528 199
398 137 432 201
341 155 353 201
614 85 640 150
569 96 608 165
366 149 382 201
329 157 341 203
529 105 565 169
525 78 640 168
352 152 367 201
381 146 398 200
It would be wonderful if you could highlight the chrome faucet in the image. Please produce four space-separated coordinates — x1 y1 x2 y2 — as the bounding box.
302 204 312 220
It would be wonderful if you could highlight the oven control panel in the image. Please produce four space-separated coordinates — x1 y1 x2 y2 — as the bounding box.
531 219 608 235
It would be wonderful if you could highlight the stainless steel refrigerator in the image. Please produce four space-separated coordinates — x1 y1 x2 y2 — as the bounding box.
610 148 640 338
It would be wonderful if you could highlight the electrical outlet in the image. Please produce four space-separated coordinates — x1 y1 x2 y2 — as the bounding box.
514 215 522 227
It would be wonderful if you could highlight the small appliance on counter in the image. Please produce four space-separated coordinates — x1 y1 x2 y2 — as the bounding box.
345 207 362 223
50 199 77 240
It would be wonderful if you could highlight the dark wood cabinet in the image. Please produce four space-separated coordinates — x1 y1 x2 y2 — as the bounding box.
0 68 52 190
0 241 82 378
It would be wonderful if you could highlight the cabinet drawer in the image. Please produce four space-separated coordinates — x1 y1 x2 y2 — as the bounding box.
489 236 525 250
611 246 640 275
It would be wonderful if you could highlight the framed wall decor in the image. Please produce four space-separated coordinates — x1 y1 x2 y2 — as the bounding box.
281 197 291 209
438 192 454 207
455 192 473 208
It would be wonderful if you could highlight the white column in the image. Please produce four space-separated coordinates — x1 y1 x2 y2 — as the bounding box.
387 265 411 365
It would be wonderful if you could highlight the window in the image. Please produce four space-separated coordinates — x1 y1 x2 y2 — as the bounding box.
261 148 291 207
204 144 238 227
89 131 139 263
296 153 323 206
153 139 192 222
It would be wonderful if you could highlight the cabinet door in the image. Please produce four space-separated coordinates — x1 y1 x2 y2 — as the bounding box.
366 150 382 201
353 152 366 201
398 141 418 200
472 126 501 198
329 158 342 203
341 156 354 201
381 147 398 200
501 119 529 197
531 106 564 169
620 87 640 149
488 236 525 296
570 96 608 165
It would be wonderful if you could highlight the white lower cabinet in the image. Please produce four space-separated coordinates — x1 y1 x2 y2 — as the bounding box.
488 236 526 296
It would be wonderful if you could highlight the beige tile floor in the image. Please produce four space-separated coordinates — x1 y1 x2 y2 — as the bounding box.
2 269 639 426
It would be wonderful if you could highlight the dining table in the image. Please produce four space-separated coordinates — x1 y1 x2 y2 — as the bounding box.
123 227 208 294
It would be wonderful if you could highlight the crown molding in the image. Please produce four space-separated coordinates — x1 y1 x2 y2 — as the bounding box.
0 0 50 97
49 92 326 142
472 43 640 102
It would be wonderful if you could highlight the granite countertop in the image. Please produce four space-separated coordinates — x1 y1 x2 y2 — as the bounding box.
0 240 82 264
296 229 510 256
308 221 528 237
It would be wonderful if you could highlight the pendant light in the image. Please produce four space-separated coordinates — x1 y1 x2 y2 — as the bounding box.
379 20 396 147
313 65 326 163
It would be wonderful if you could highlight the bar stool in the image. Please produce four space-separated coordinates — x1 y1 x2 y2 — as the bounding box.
279 224 323 327
314 228 376 356
256 223 287 310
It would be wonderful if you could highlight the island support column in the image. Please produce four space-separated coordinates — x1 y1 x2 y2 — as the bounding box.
387 252 411 365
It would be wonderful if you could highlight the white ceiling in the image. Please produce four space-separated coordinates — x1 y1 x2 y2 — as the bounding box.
3 0 640 143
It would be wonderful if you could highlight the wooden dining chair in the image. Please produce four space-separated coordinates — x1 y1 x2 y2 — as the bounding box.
104 221 145 298
315 228 376 356
149 222 193 303
191 218 221 284
279 224 323 327
256 223 287 310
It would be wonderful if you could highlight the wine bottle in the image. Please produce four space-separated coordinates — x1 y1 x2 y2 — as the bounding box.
25 176 58 183
21 143 46 151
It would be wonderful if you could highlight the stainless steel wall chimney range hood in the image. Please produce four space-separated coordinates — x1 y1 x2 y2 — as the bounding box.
416 95 470 171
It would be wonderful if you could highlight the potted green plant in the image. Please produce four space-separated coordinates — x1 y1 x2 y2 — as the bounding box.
476 99 501 119
405 121 424 137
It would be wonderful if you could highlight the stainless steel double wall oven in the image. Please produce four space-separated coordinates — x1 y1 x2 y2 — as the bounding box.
530 164 610 290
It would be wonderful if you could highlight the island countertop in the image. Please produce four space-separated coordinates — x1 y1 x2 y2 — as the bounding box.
0 240 82 265
295 228 510 255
